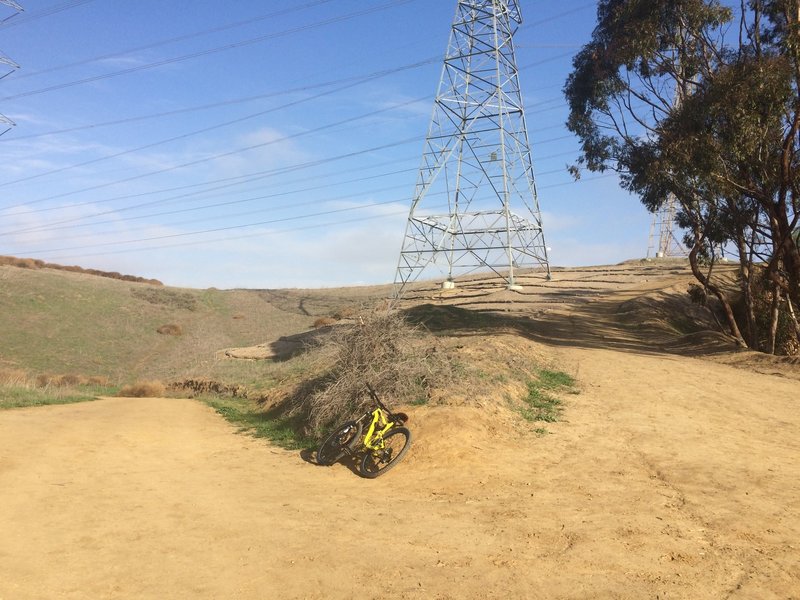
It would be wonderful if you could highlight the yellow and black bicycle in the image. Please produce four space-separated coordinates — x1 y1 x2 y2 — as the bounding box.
316 384 412 478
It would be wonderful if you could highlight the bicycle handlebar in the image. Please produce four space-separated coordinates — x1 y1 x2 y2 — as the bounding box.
365 383 390 414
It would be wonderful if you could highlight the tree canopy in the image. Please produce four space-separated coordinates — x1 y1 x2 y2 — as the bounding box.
565 0 800 353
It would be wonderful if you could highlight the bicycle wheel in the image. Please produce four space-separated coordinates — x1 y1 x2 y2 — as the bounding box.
359 427 412 478
316 420 362 466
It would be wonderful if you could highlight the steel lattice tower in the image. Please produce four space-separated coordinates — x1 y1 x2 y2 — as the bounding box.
0 0 22 137
646 74 688 260
646 194 687 259
393 0 550 298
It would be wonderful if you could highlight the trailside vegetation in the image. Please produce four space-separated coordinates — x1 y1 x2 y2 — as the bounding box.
564 0 800 354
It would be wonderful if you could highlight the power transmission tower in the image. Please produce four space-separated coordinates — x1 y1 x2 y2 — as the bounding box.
0 0 22 137
646 193 687 259
393 0 550 298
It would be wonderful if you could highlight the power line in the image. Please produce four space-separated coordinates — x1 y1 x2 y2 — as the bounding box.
0 60 437 186
38 210 416 263
4 161 579 240
14 196 415 255
8 1 335 79
1 127 577 228
0 0 93 28
0 136 426 215
0 88 572 213
5 56 439 142
0 96 429 209
0 0 421 103
2 89 564 188
12 175 616 263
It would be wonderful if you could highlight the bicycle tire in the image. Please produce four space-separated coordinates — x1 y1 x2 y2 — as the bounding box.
359 426 412 478
316 420 362 466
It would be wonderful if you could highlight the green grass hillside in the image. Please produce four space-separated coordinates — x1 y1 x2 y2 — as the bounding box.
0 264 361 384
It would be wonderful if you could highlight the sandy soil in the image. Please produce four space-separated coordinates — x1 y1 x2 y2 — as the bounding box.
1 264 798 599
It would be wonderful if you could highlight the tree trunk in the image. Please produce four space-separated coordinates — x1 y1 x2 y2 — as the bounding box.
768 282 781 355
735 228 758 347
786 294 800 346
688 228 748 347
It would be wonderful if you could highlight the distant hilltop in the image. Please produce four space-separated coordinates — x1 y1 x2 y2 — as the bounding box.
0 255 162 286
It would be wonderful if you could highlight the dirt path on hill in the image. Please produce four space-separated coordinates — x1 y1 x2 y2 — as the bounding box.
2 270 799 599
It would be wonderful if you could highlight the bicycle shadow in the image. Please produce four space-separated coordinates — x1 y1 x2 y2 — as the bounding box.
299 447 362 476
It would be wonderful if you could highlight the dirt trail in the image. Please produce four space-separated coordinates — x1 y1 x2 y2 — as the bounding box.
2 266 799 599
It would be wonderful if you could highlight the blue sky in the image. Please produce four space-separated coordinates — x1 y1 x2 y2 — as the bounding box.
0 0 648 289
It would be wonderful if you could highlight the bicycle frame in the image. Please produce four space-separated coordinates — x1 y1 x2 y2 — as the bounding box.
362 407 395 451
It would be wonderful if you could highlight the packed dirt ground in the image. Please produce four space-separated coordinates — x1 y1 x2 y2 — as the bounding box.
1 262 798 599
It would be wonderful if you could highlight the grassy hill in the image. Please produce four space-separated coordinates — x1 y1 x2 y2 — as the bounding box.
0 263 381 385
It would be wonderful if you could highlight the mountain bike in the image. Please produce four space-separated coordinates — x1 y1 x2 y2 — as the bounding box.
316 384 412 478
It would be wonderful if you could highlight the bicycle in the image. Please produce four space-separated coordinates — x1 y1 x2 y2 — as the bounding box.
316 384 412 478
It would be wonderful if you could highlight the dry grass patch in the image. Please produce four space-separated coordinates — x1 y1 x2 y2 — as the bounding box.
35 373 102 387
312 317 337 329
0 369 29 387
130 287 197 311
0 255 162 284
1 369 118 409
118 380 166 398
156 323 183 336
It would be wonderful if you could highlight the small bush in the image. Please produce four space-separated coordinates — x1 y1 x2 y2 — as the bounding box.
332 306 357 320
156 323 183 336
118 380 165 398
169 378 247 398
280 310 450 435
57 374 82 387
312 317 337 329
0 255 162 284
36 373 85 387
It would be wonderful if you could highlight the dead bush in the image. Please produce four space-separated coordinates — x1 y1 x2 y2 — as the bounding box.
0 255 162 284
131 288 197 311
281 310 450 435
36 373 78 387
157 323 183 336
57 374 82 386
0 368 29 387
332 306 357 320
118 380 165 397
312 317 337 329
168 378 248 398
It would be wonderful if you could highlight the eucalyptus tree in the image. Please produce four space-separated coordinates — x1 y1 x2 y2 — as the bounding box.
565 0 800 352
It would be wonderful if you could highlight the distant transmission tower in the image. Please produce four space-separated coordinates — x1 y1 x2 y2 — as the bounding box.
393 0 550 298
0 0 22 137
646 194 687 259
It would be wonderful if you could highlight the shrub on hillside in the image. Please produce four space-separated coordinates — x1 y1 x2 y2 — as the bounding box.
118 381 165 398
0 368 29 387
131 287 197 311
312 317 337 329
157 323 183 336
332 306 357 320
0 255 162 284
280 310 450 435
36 373 85 387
